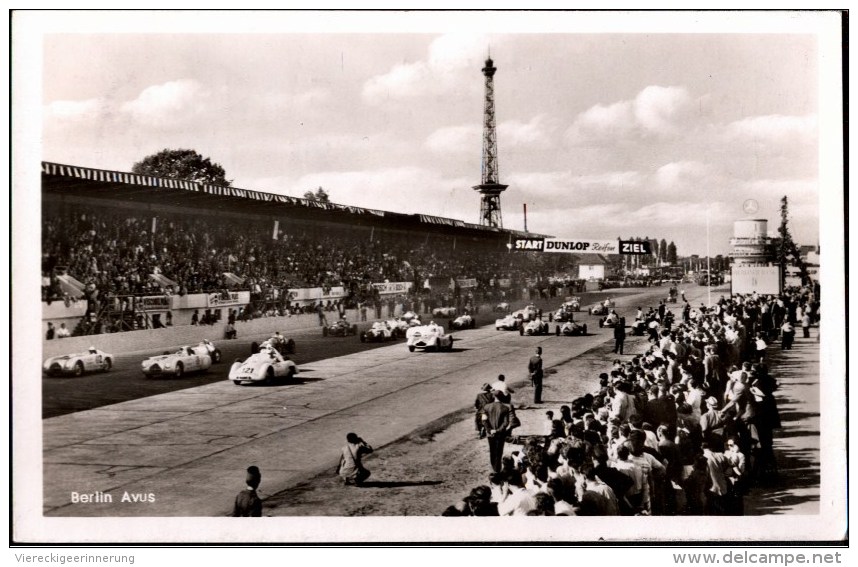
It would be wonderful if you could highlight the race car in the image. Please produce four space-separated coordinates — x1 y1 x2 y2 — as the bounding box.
191 339 222 363
431 306 458 318
564 297 582 311
549 305 577 323
361 321 397 342
400 311 421 325
494 302 511 313
667 287 679 303
406 324 454 352
588 299 616 316
229 347 298 385
142 345 212 378
43 347 113 377
495 312 525 331
598 311 622 328
556 320 588 336
519 318 551 336
514 304 540 322
251 332 296 355
449 314 477 330
322 319 359 337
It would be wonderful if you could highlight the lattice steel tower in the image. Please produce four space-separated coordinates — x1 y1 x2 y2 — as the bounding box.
473 56 508 228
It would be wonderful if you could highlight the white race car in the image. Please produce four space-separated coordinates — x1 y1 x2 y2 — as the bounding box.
556 320 588 336
563 297 582 311
495 313 525 331
513 304 540 322
142 346 212 378
588 299 616 316
400 311 421 324
251 333 296 355
229 347 298 385
519 318 551 336
431 306 458 318
449 314 477 330
191 339 222 363
406 324 454 352
494 302 511 312
43 348 113 377
361 321 397 342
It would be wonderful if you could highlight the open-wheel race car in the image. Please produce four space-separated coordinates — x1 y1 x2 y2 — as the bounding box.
43 347 113 377
142 345 212 378
630 318 648 336
495 312 525 331
556 320 588 336
449 314 477 330
406 324 454 352
431 306 458 318
667 287 679 303
598 310 622 328
400 311 422 325
494 302 511 313
519 318 551 336
191 339 222 363
251 332 296 355
549 301 581 323
229 346 298 385
361 321 398 342
588 299 616 316
323 319 359 337
514 304 540 322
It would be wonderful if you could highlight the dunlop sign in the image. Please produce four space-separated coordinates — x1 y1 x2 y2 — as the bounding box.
618 240 653 255
543 239 619 255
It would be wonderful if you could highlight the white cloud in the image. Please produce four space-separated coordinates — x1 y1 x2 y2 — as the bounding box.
725 114 817 151
565 85 692 145
44 98 104 121
633 85 692 135
565 100 635 145
655 161 713 189
120 79 208 128
362 34 488 104
425 124 480 154
498 114 553 149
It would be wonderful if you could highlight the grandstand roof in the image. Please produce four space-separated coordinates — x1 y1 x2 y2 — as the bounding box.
42 161 548 240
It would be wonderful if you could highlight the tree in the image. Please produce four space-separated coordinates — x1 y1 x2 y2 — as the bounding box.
304 186 330 203
777 196 806 281
132 149 232 186
667 241 677 265
658 239 668 264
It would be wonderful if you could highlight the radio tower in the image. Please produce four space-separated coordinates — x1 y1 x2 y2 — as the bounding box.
473 55 508 228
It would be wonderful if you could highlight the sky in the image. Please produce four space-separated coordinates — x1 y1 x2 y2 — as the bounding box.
34 11 837 256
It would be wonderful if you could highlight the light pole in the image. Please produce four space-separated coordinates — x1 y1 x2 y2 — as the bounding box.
707 205 712 307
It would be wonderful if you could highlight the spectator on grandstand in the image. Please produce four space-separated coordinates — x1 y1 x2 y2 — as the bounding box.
56 323 70 339
46 322 55 340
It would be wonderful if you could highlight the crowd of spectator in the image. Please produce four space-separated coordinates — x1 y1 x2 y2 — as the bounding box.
445 284 819 516
42 202 579 311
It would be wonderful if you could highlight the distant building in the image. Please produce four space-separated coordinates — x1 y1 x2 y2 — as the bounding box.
729 219 776 266
578 255 607 281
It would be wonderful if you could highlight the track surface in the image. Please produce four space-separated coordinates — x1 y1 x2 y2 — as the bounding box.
42 289 650 418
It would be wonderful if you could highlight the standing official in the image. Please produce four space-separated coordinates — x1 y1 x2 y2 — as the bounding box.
482 391 512 473
613 318 626 354
528 347 544 404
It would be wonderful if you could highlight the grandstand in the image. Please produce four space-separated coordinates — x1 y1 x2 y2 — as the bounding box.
42 162 576 337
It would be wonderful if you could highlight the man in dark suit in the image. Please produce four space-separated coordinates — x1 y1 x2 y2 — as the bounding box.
613 318 626 354
232 465 262 517
482 391 512 473
528 346 544 403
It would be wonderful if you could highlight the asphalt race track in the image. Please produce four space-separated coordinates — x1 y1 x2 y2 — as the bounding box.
42 289 651 418
42 285 719 518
